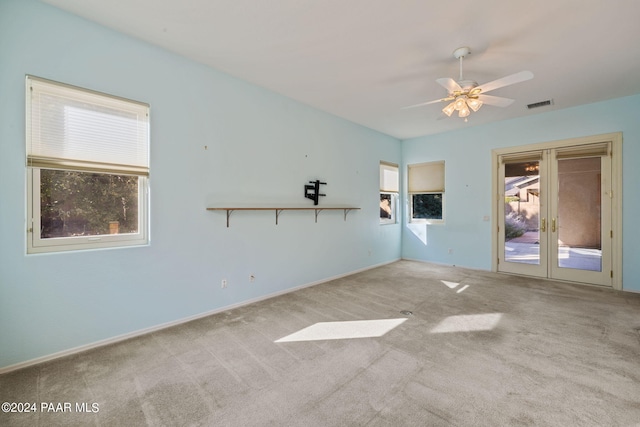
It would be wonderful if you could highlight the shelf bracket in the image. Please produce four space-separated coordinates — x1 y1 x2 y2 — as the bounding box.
226 209 234 228
344 208 354 221
314 208 324 223
275 209 283 225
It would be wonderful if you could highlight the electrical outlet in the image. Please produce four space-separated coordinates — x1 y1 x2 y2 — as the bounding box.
221 279 227 288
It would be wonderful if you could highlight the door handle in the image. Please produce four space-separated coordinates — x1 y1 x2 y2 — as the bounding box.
541 218 546 232
551 218 556 233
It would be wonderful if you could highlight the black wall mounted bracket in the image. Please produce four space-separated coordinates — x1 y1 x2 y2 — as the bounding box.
304 180 326 205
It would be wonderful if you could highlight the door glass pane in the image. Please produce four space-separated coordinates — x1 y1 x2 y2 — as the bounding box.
504 161 540 264
557 158 602 271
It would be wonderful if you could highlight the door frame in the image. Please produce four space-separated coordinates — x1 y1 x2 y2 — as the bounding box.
491 132 622 290
496 150 548 278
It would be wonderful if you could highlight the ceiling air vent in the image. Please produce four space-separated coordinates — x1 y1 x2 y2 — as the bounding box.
527 99 553 109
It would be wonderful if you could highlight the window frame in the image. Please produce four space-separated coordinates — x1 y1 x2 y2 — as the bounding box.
25 76 150 254
380 161 399 225
409 192 445 224
380 192 398 225
408 161 445 224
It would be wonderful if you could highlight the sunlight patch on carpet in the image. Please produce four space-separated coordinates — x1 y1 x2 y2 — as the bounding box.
430 313 502 333
441 280 459 289
456 285 470 293
275 318 407 343
441 280 470 293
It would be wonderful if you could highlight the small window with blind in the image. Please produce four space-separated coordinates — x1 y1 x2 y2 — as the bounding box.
380 162 399 224
26 76 150 253
408 161 445 223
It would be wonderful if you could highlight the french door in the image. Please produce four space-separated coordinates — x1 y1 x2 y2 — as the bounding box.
496 141 615 287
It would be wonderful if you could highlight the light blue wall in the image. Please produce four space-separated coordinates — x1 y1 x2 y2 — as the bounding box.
0 0 401 369
402 95 640 292
2 0 638 371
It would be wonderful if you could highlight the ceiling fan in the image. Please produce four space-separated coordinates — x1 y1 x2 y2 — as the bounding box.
403 47 533 121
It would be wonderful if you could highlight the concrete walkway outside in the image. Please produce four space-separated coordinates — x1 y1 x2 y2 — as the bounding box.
505 232 602 271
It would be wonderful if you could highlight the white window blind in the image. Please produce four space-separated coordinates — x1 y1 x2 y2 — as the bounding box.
408 161 444 193
380 162 399 192
501 151 543 164
555 142 610 159
26 76 150 175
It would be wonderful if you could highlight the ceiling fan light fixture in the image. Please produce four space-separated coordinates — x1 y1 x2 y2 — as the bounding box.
454 97 467 110
442 102 456 117
458 104 470 118
467 97 483 112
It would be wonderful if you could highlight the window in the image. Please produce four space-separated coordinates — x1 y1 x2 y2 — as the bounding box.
380 162 398 224
26 76 150 253
408 161 445 223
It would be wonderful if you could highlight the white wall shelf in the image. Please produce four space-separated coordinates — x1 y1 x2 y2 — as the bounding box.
207 207 360 227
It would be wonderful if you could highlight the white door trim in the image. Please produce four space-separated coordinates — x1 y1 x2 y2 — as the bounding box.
491 132 623 290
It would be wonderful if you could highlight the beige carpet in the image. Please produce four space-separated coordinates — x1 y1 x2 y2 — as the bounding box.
2 260 640 426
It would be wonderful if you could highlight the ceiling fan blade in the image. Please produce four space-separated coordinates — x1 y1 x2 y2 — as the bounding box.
436 77 462 94
401 97 452 110
478 94 515 107
476 70 533 94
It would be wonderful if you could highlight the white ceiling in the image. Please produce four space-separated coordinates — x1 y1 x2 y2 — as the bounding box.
42 0 640 140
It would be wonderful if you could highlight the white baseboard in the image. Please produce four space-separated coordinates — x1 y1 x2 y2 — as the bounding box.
0 258 400 375
401 257 640 294
400 257 491 272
